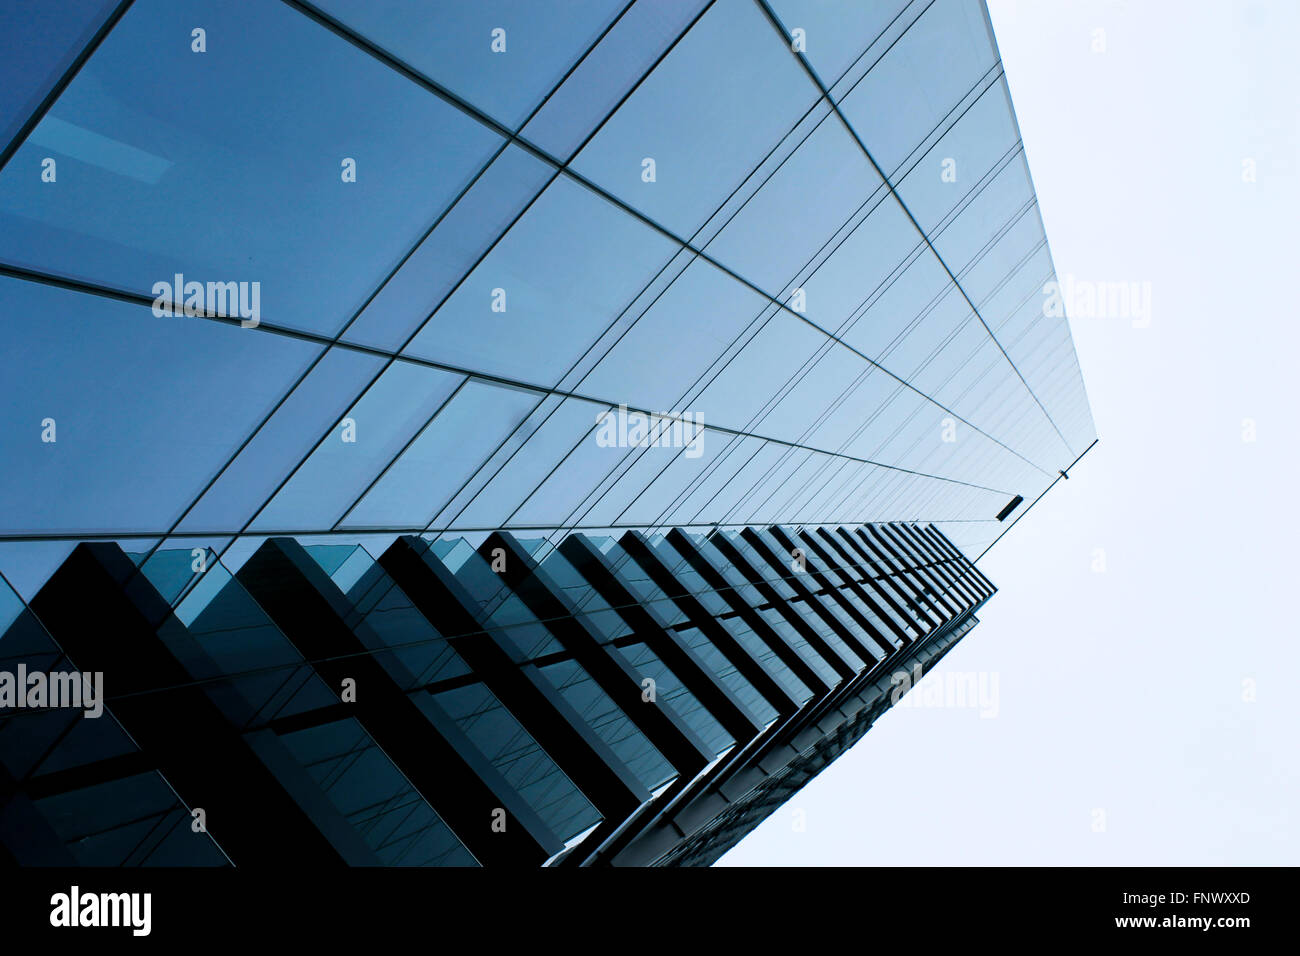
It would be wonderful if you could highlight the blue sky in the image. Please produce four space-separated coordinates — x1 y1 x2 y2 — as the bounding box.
721 0 1299 866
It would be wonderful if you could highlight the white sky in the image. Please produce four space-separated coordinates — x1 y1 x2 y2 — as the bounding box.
721 0 1299 866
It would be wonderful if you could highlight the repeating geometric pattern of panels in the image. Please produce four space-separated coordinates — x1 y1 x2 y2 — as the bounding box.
0 0 1096 601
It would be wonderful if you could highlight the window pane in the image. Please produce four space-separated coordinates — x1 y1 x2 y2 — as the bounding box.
404 176 676 388
570 0 820 237
0 276 317 535
0 0 119 151
434 683 601 843
768 0 910 87
253 360 463 532
343 380 538 529
521 0 708 160
536 658 675 792
838 0 997 175
0 0 503 338
314 0 627 130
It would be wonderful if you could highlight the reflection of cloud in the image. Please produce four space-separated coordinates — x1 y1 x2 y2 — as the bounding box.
29 115 172 184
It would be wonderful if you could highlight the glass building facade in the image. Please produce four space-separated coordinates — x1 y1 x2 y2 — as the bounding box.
0 0 1094 866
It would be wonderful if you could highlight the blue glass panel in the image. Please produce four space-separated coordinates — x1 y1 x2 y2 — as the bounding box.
536 658 675 791
678 625 778 727
343 144 553 352
0 276 317 535
314 0 627 130
403 176 676 388
615 641 733 756
838 0 997 175
0 0 503 338
451 398 606 531
252 360 463 532
577 258 767 412
434 682 601 843
892 81 1019 235
34 771 225 865
535 550 629 641
177 561 338 726
571 0 820 237
692 314 826 436
0 571 24 633
343 380 538 529
279 717 476 866
767 0 910 86
706 116 883 295
178 347 385 534
0 0 118 152
522 0 708 160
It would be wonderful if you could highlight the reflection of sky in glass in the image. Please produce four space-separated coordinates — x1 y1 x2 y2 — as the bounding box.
0 0 1094 578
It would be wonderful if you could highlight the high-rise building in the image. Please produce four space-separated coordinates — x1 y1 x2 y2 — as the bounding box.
0 0 1094 866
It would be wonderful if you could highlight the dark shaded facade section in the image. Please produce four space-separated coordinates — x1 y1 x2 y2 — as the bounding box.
0 522 991 867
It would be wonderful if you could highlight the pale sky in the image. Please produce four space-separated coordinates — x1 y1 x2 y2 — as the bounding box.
721 0 1299 866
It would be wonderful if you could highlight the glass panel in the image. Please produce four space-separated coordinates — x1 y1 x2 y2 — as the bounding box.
758 606 851 680
0 0 119 151
647 538 728 615
27 708 137 777
509 410 635 529
692 313 825 434
675 440 784 526
252 360 463 531
441 548 562 659
279 717 477 866
577 257 767 412
178 347 385 533
718 615 813 705
0 571 25 634
535 550 629 642
450 397 604 531
139 543 221 605
343 144 553 351
0 0 503 338
33 772 226 866
930 152 1035 272
603 434 721 528
314 0 627 130
677 625 778 727
403 176 676 388
707 116 883 295
343 380 538 529
892 80 1019 235
717 531 798 599
433 682 601 843
837 0 997 176
602 543 688 627
615 642 733 757
337 548 469 687
0 275 317 535
536 658 675 791
767 0 910 86
570 0 820 237
522 0 709 160
688 534 765 606
177 560 338 727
